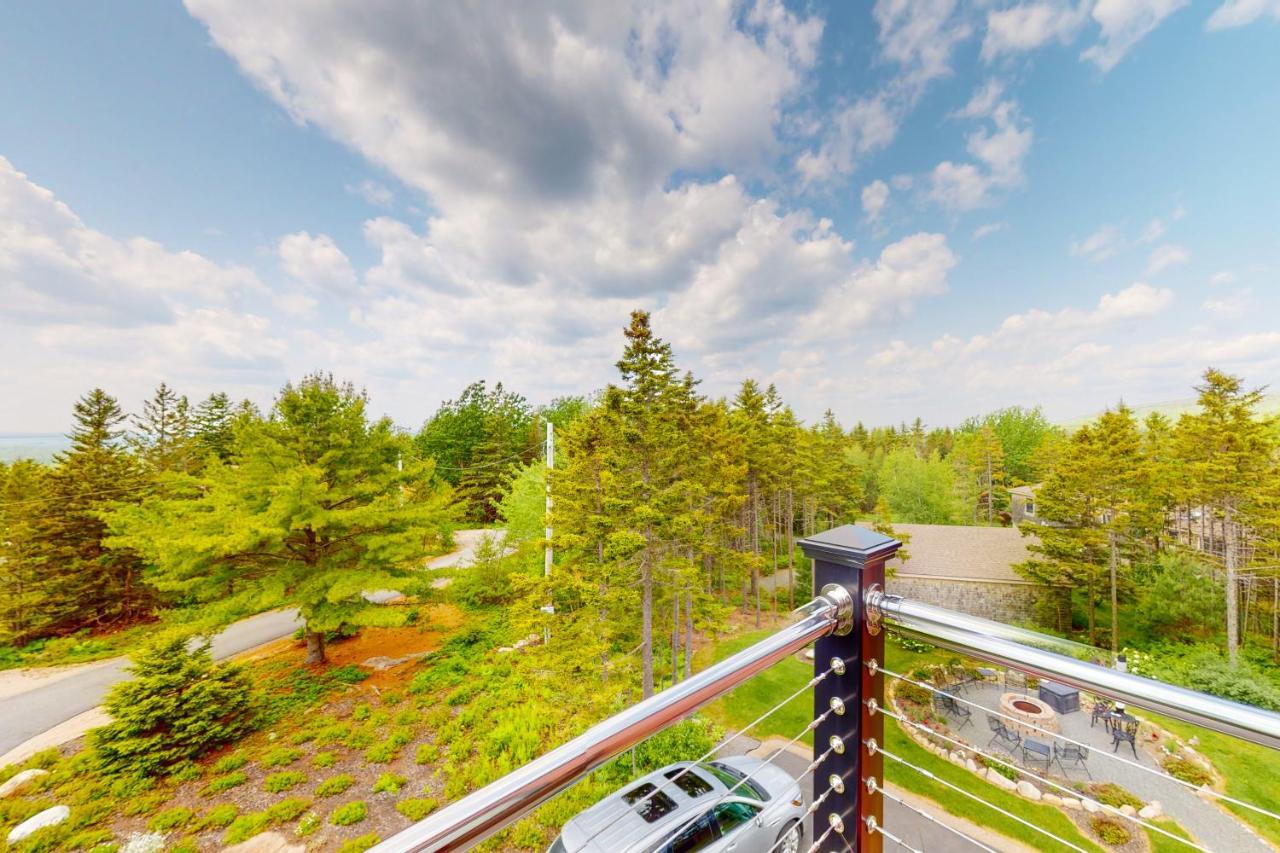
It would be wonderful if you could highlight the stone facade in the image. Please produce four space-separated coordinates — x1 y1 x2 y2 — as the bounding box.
886 574 1042 624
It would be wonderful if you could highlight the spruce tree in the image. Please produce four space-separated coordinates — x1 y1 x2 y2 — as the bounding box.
192 391 237 462
0 461 54 643
130 382 193 472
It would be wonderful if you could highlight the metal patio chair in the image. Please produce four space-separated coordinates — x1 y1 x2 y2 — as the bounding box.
1053 741 1092 778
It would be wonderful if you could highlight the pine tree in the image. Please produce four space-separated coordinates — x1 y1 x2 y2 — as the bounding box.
0 461 54 643
192 392 237 462
107 374 459 664
130 382 193 472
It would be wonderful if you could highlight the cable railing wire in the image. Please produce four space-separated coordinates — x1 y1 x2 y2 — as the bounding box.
565 663 840 852
866 816 922 853
876 704 1212 852
876 662 1280 826
873 781 1000 853
875 742 1090 853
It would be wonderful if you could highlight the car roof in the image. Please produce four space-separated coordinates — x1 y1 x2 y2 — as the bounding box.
560 762 729 853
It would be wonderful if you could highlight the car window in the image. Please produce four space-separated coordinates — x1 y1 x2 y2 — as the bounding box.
622 782 679 823
664 768 713 798
699 762 771 801
660 813 718 853
713 802 760 835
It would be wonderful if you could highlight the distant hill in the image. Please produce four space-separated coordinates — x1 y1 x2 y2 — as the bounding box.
0 434 71 463
1061 393 1280 429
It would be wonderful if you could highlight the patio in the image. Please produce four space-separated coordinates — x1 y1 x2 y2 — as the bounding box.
919 670 1270 851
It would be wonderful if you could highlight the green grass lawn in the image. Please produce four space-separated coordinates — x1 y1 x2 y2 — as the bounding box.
1143 710 1280 848
699 626 1103 852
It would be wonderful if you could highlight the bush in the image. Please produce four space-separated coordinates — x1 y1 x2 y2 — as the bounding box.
314 751 337 769
1161 755 1213 786
1088 782 1144 810
264 770 308 793
316 774 356 796
264 797 311 823
415 743 440 765
224 813 270 845
895 682 933 706
396 798 439 821
331 801 368 826
1090 816 1131 846
199 804 239 829
1126 643 1280 711
91 639 256 777
149 807 195 831
201 770 248 795
373 773 408 794
260 747 303 768
365 740 402 763
339 833 381 853
296 812 321 837
213 753 248 774
978 756 1019 782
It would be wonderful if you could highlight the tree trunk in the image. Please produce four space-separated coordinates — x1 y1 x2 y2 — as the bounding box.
1087 572 1096 647
304 628 326 665
1225 504 1239 667
642 559 654 698
684 590 694 680
1109 532 1119 655
671 590 680 685
787 489 795 612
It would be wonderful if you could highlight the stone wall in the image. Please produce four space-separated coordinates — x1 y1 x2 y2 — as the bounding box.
887 575 1042 625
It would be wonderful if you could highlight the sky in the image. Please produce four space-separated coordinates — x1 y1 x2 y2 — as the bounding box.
1 1 1278 434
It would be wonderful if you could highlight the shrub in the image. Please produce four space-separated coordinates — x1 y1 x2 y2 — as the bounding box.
316 774 356 796
352 703 372 722
201 771 247 795
169 761 202 783
91 639 256 777
382 690 404 706
213 753 248 774
290 730 317 745
339 833 381 853
395 709 420 726
295 812 321 837
1161 755 1213 787
895 682 933 706
331 801 369 826
1090 816 1131 846
1088 782 1144 810
260 747 303 768
396 798 439 821
148 807 195 831
224 813 270 845
264 797 311 823
314 751 337 768
373 773 407 794
365 740 402 764
978 755 1019 781
415 743 439 765
264 770 308 793
199 804 239 829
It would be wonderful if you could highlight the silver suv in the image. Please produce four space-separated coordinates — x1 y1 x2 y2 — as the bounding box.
549 756 805 853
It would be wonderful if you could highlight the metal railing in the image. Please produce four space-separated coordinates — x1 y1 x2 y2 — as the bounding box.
371 524 1280 853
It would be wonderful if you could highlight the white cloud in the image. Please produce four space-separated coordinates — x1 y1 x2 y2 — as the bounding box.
1203 288 1251 318
1207 0 1280 29
1071 225 1123 261
278 231 357 293
873 0 972 89
1146 243 1191 275
796 96 899 188
862 180 890 222
974 222 1007 239
951 80 1006 120
1082 0 1189 71
929 100 1033 210
1209 270 1237 286
982 2 1089 59
1140 218 1166 243
346 179 394 207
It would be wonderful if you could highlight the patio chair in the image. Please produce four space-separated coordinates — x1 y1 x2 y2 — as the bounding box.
1021 739 1052 772
1090 700 1113 729
950 699 973 731
987 717 1022 756
1053 742 1092 779
1111 718 1139 759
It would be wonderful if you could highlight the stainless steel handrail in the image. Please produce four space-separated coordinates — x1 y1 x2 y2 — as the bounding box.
873 591 1280 751
369 587 854 853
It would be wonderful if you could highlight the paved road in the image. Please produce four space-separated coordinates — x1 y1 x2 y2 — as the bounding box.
0 530 493 757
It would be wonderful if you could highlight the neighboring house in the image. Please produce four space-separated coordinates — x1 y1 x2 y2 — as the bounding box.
861 522 1049 625
1009 484 1043 526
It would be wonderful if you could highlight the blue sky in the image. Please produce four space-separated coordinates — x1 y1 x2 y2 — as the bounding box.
1 1 1277 432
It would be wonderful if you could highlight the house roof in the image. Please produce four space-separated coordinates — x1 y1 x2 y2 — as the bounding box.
1008 484 1039 498
859 522 1037 583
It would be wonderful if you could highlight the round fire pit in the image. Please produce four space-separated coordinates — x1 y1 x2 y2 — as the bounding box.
999 692 1059 735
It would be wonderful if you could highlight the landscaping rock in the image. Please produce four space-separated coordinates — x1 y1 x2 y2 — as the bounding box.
1016 781 1042 801
1082 798 1099 814
1043 793 1062 806
0 768 48 798
6 805 69 844
965 758 978 773
120 832 166 853
1060 798 1082 811
222 830 306 853
989 771 1017 791
1139 801 1163 820
1120 804 1137 817
949 751 965 766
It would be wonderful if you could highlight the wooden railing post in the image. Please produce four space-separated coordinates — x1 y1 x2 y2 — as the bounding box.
800 526 901 852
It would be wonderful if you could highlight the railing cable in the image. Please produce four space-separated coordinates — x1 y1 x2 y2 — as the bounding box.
873 781 1000 853
876 705 1212 852
875 743 1090 853
565 662 840 852
877 664 1280 826
865 816 923 853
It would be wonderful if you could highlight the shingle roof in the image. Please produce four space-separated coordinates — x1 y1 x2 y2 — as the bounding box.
860 522 1038 583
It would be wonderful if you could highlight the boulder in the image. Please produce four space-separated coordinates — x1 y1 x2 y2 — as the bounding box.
222 830 306 853
965 758 978 773
7 805 70 844
1043 794 1063 806
989 771 1017 791
949 751 965 767
1139 802 1163 820
1082 798 1100 814
1016 781 1042 801
1060 798 1082 811
120 832 166 853
1120 804 1137 817
0 769 49 799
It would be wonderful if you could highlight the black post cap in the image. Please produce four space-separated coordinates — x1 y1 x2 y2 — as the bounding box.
798 524 901 569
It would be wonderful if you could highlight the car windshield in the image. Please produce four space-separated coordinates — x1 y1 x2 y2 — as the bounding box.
622 782 680 823
664 768 713 798
698 762 770 801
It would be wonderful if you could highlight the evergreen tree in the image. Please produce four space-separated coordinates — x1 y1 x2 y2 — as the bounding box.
107 374 458 663
0 461 53 643
192 391 237 462
130 382 193 472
